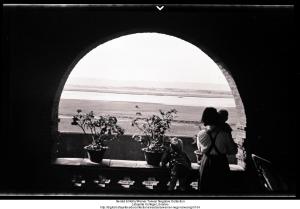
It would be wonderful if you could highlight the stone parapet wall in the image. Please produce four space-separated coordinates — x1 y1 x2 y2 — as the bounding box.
55 132 240 165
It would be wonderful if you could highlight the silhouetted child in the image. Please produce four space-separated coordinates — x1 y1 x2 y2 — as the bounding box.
218 109 233 138
161 137 191 191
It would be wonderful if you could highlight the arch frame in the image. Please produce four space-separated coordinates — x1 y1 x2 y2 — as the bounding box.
51 30 247 169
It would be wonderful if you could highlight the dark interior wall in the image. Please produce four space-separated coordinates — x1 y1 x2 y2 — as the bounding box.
2 6 295 192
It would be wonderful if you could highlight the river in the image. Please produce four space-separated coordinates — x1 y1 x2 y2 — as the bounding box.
61 90 236 108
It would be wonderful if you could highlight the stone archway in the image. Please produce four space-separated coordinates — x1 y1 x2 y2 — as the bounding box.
218 64 247 169
52 31 247 169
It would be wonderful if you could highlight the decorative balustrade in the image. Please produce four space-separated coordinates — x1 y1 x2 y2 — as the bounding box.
52 158 244 193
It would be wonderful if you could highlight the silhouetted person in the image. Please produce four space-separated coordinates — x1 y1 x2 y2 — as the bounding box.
197 107 237 193
161 137 191 191
218 109 233 136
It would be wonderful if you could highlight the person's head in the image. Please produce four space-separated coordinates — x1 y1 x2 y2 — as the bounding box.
218 109 229 123
201 107 219 126
170 137 183 153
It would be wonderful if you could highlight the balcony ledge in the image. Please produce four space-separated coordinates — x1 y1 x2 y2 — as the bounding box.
53 158 244 171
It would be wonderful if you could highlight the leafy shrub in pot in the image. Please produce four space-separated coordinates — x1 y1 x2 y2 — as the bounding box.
71 109 125 163
131 107 177 166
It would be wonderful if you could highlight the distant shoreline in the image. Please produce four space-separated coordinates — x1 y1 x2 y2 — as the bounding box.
63 87 234 99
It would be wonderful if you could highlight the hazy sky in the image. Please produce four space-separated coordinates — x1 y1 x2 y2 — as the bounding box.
66 33 230 90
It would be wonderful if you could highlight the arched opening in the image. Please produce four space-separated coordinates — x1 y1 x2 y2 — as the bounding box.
3 4 294 195
52 32 246 169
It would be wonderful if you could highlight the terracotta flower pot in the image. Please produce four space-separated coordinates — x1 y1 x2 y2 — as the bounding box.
84 146 108 163
142 148 164 166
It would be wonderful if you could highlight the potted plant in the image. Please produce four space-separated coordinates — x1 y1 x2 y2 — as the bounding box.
71 109 125 163
131 107 177 166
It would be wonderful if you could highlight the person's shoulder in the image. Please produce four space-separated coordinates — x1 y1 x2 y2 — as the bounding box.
224 123 232 131
197 129 207 137
197 129 209 142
